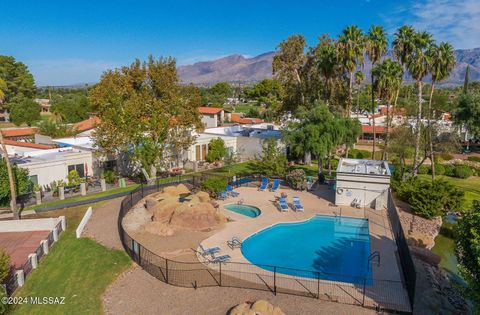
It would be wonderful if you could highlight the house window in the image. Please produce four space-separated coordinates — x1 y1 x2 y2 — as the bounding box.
68 164 85 178
195 145 201 161
202 144 207 160
29 175 38 185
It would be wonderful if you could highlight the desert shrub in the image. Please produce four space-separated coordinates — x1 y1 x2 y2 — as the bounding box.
467 156 480 163
206 138 227 163
286 169 306 190
102 170 117 184
201 177 227 194
67 170 83 186
454 165 473 179
417 165 430 174
433 164 445 175
439 153 454 161
394 178 464 219
444 164 455 177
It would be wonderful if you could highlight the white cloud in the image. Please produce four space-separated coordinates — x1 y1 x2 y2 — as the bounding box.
406 0 480 49
26 59 123 86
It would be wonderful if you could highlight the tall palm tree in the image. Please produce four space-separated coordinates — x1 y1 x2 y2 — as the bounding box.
0 78 18 220
392 26 416 109
427 42 456 180
366 26 388 157
407 31 433 176
354 70 365 112
337 25 366 117
372 60 403 160
315 35 338 103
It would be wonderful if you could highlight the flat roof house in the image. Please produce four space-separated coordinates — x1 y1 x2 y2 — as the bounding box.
335 158 391 209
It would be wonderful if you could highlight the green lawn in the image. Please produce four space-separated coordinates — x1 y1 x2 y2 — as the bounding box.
418 174 480 210
223 103 257 114
25 184 142 211
12 201 131 315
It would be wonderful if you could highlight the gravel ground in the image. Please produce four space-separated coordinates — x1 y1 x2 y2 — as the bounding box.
83 197 124 249
103 266 378 315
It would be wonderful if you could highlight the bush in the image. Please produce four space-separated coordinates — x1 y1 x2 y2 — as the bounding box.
286 169 306 190
201 177 227 194
439 153 454 161
0 249 10 282
417 165 430 174
394 178 464 219
206 138 227 163
467 156 480 162
329 158 339 171
433 164 445 175
67 170 83 186
102 170 116 184
346 149 371 159
444 164 455 177
454 165 473 179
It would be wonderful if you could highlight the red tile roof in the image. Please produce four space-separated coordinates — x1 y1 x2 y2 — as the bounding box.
379 107 406 116
198 107 223 115
1 127 38 138
362 125 388 134
73 117 101 132
3 140 54 149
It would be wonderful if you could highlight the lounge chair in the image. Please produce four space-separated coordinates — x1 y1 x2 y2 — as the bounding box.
211 254 231 263
270 179 280 192
198 244 220 257
227 236 242 249
259 178 268 191
277 197 289 212
292 197 304 212
226 185 239 197
217 191 228 200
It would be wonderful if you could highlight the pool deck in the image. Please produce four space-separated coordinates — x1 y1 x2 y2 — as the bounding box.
200 184 410 312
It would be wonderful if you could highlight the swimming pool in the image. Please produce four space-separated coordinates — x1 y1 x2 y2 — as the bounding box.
241 215 372 284
224 204 261 218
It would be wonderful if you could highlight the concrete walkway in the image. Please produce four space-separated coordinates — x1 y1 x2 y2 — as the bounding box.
83 197 123 250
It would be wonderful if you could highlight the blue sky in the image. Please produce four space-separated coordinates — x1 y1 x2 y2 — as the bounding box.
1 0 478 86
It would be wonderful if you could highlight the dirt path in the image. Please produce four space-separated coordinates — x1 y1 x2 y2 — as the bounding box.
103 266 376 315
83 197 124 250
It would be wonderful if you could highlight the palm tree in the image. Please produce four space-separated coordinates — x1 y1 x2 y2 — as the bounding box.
407 31 433 176
337 25 366 117
315 35 338 103
372 60 403 160
392 26 416 109
427 42 456 179
354 71 365 113
0 78 18 220
366 25 388 157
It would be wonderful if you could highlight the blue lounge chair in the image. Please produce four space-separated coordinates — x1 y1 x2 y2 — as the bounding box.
292 197 304 212
211 254 231 263
217 191 228 200
227 236 242 249
226 185 239 197
270 179 280 192
198 244 220 257
259 178 268 191
277 197 289 212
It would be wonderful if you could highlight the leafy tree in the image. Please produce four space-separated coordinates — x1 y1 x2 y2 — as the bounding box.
366 25 388 155
273 35 307 112
38 120 78 138
372 59 403 159
455 94 480 137
243 79 284 120
50 94 93 123
89 56 202 179
455 201 480 307
206 138 227 163
0 78 6 102
256 138 287 177
0 56 36 110
407 30 433 176
427 42 456 179
10 98 41 126
0 159 32 207
387 125 415 180
337 25 366 116
201 82 232 106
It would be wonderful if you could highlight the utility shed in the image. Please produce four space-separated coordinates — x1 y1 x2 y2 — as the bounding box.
335 158 391 209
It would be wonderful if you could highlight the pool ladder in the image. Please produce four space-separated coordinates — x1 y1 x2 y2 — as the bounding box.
368 251 380 270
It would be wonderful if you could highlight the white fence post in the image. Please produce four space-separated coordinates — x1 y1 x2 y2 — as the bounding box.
15 270 24 287
60 216 66 231
41 240 49 254
76 207 93 238
52 227 59 242
28 253 38 269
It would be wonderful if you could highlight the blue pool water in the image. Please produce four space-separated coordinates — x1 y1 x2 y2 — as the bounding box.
242 215 372 284
224 204 261 218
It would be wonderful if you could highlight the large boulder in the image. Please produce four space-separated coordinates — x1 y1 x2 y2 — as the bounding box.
143 221 175 236
123 206 152 231
151 198 181 223
230 300 285 315
229 303 255 315
163 184 190 196
170 202 226 230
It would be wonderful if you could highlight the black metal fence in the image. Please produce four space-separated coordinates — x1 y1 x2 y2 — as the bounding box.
117 177 413 313
386 190 417 307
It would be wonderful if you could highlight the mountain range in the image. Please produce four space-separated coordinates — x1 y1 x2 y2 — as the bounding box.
178 48 480 86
